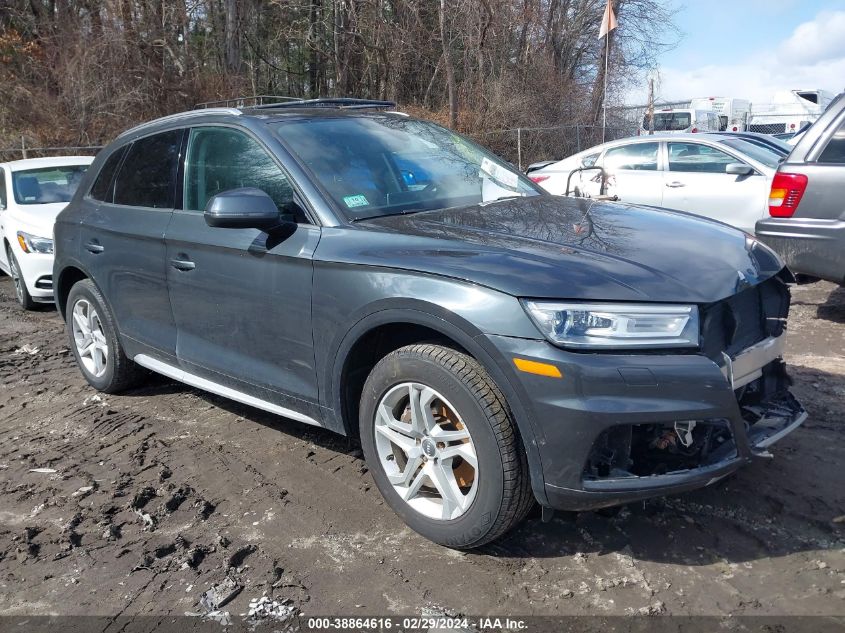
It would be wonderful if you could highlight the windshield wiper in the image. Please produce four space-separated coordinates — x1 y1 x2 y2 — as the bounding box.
351 208 430 222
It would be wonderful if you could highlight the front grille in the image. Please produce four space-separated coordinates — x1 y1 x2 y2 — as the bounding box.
700 275 790 361
748 123 787 134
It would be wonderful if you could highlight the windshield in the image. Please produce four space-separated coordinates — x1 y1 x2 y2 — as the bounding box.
12 165 88 205
645 112 692 131
718 138 783 168
274 116 540 219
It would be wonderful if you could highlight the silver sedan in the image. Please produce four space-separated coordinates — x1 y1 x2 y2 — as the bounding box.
528 133 783 235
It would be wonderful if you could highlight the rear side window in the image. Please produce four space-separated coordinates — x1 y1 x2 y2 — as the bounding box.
0 168 6 209
183 126 295 215
603 143 659 171
580 152 600 168
667 142 737 173
114 130 183 208
818 118 845 164
89 146 128 202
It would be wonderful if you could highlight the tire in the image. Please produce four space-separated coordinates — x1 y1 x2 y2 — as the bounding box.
359 343 533 548
7 247 37 310
66 278 143 393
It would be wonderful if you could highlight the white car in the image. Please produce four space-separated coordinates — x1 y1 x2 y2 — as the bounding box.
528 133 783 234
0 156 94 309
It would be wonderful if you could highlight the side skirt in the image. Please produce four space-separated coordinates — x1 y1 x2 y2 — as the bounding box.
133 354 323 428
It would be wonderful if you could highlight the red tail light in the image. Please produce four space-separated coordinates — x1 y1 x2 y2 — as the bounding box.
691 127 698 133
529 175 550 184
768 173 808 217
732 126 738 131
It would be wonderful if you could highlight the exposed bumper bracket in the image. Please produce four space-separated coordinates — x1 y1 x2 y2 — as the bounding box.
720 333 786 389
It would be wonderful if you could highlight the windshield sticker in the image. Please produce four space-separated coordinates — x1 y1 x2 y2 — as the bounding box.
343 194 370 208
480 157 519 189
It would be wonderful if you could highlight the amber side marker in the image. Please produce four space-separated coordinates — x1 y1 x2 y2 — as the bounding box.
513 358 562 378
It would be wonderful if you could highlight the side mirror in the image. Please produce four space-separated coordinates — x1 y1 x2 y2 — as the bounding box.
726 162 754 176
204 187 285 229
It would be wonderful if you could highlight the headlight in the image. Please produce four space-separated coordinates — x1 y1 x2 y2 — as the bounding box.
16 231 53 254
521 300 699 349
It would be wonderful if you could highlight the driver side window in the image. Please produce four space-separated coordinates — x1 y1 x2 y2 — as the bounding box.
184 127 303 220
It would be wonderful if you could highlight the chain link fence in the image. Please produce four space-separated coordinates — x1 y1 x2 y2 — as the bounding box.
0 139 102 161
470 123 634 171
2 121 641 171
1 125 636 171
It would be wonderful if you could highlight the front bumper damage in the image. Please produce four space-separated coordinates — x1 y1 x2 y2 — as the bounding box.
485 329 806 512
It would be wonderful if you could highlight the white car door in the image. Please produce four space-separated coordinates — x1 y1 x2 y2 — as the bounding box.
600 141 664 206
661 141 768 233
0 167 8 272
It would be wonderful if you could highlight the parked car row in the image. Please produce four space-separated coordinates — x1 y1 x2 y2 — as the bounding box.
529 93 845 286
0 98 812 549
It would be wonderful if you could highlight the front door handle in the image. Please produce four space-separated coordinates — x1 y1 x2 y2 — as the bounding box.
665 181 686 188
84 241 104 254
170 258 195 271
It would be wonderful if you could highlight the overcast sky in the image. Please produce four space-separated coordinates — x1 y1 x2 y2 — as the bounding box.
625 0 845 106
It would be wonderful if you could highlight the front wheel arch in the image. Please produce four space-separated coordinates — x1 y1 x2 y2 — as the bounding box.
331 307 548 507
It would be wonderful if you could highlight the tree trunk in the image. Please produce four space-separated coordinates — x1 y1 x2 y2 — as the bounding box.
224 0 241 74
439 0 458 129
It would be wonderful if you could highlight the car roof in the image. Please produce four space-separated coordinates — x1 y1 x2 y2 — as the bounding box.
0 156 95 171
603 133 723 143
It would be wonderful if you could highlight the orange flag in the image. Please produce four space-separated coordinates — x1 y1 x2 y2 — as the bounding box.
598 0 617 39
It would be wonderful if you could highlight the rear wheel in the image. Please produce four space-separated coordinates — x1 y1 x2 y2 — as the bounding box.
6 247 36 310
360 344 533 548
66 279 143 393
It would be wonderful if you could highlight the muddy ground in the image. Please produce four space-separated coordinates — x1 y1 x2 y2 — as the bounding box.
0 275 843 620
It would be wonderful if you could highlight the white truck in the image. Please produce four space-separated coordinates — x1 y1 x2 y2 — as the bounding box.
690 97 752 132
748 89 835 135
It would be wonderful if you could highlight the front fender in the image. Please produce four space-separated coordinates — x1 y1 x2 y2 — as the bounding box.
312 263 549 504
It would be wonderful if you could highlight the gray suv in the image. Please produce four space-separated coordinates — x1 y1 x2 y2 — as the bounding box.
54 99 805 548
756 93 845 284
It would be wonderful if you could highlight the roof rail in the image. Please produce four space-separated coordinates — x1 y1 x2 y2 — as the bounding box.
117 108 241 138
254 98 397 111
195 95 301 109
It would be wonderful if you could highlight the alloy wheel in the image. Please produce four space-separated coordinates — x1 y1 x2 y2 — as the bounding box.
8 252 24 304
374 382 479 520
71 299 109 378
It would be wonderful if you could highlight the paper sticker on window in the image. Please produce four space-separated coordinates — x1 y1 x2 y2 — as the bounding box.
480 157 519 189
343 194 369 208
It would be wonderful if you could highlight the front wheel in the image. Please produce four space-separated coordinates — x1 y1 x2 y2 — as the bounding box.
7 247 36 310
360 344 533 548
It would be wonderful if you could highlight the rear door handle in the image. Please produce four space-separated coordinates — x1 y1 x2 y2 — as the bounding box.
84 241 104 254
666 181 686 188
170 258 195 271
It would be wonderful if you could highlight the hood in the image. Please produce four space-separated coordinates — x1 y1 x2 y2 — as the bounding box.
9 203 68 238
339 196 783 303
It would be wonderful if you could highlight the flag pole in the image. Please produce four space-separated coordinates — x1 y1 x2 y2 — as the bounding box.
602 29 609 142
